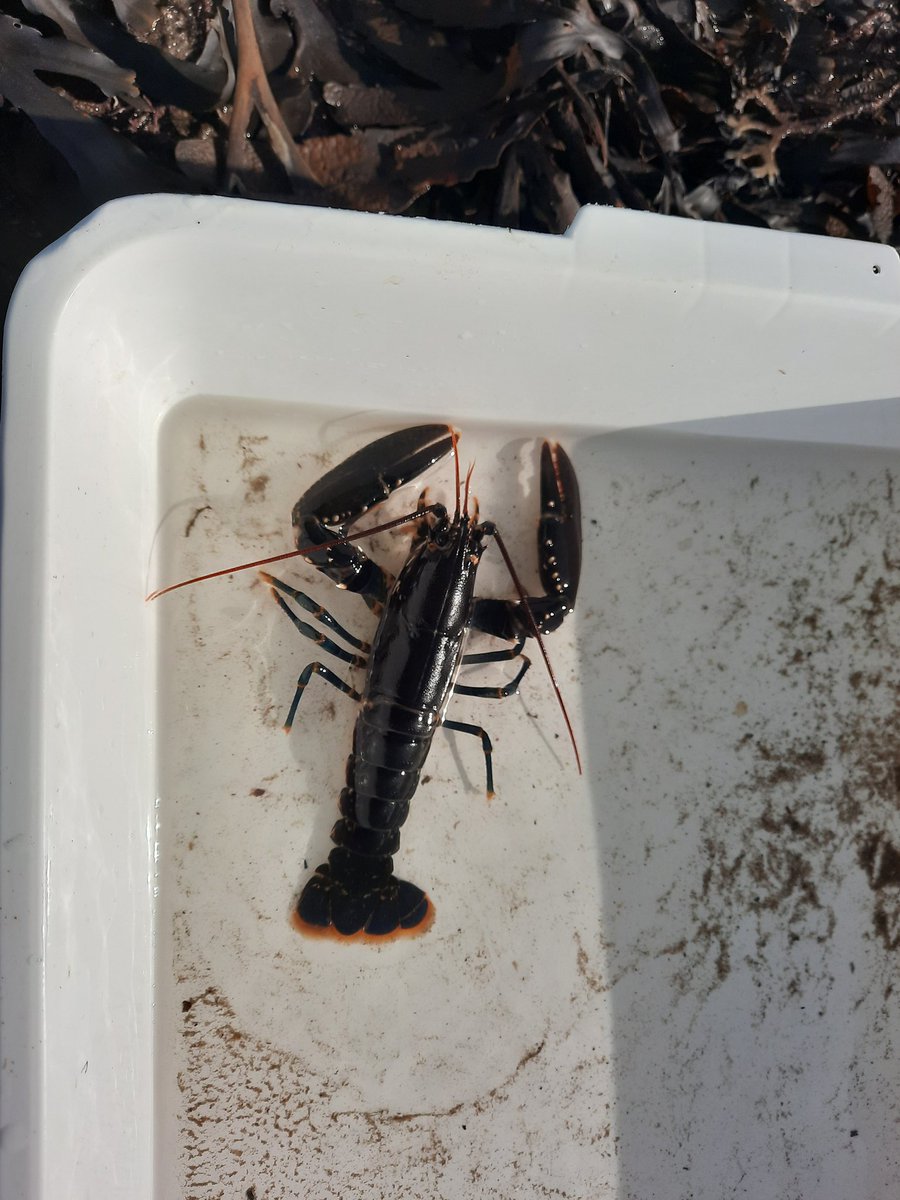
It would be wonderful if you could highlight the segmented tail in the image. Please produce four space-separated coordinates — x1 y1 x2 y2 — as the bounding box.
293 820 433 941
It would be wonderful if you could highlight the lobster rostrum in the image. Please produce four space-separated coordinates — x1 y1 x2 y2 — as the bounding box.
150 424 581 942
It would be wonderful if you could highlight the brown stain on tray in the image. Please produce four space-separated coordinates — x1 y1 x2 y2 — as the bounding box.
687 468 900 994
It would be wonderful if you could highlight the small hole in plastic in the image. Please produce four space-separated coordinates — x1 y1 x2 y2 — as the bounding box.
873 264 881 274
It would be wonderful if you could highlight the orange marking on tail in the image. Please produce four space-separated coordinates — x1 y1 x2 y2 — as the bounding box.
290 898 436 943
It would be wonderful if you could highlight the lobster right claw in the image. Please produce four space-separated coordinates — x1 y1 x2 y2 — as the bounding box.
292 424 455 608
293 425 455 534
472 440 581 640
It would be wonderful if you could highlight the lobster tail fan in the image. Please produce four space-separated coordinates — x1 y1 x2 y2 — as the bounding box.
293 845 433 941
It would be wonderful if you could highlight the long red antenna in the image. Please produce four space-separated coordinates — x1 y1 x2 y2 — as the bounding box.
490 527 582 775
451 429 461 522
463 461 476 516
145 505 445 601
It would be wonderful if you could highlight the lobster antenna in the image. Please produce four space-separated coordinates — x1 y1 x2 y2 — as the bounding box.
145 504 446 601
490 527 582 776
463 461 475 517
451 429 461 522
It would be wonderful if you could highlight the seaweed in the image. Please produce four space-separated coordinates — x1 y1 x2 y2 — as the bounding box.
1 0 897 273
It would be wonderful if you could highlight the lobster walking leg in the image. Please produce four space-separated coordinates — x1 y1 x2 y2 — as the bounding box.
267 587 368 668
453 656 531 698
283 664 361 732
262 571 370 651
442 719 495 797
461 636 527 665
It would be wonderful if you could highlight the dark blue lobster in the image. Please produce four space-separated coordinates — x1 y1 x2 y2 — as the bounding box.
259 425 582 942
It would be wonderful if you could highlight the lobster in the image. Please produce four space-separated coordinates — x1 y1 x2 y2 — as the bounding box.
150 424 581 942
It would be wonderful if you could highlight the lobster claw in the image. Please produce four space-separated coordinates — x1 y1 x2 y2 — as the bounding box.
292 424 455 605
472 440 581 639
293 425 454 532
535 440 581 632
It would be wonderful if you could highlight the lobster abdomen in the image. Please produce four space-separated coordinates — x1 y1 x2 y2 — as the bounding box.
294 516 482 941
293 701 442 938
350 697 441 827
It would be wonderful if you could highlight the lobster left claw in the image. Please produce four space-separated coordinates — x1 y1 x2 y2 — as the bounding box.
472 441 581 640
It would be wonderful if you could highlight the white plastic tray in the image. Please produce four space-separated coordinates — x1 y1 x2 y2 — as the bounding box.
2 196 899 1200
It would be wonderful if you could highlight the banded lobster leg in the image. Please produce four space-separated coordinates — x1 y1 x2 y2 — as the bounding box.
471 441 581 640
